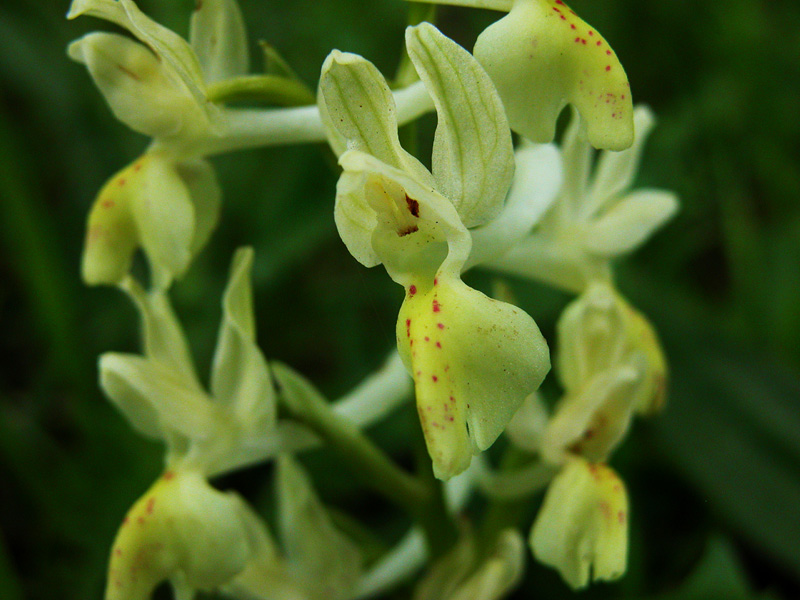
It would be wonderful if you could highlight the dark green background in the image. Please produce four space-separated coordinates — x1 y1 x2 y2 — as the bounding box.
1 1 799 598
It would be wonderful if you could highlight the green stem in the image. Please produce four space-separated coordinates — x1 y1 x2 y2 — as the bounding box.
207 75 315 107
279 376 429 511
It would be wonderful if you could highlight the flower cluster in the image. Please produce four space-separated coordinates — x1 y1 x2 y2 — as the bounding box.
68 0 678 597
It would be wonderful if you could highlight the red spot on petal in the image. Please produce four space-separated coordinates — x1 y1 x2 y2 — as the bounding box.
582 38 587 44
432 300 441 313
560 14 566 19
136 516 145 525
163 471 175 480
606 65 612 71
588 30 594 36
621 94 626 99
436 341 441 348
618 510 626 524
553 6 560 11
102 199 115 209
146 498 155 514
597 40 603 46
409 285 416 296
117 178 126 187
446 415 454 422
424 336 430 342
437 323 444 330
449 395 455 403
570 23 576 29
606 49 612 55
433 277 438 286
432 375 438 382
115 548 123 556
575 37 581 43
405 194 420 217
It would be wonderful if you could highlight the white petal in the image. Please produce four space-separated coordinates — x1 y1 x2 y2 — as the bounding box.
585 105 656 217
210 248 276 431
406 23 514 228
466 143 562 270
584 189 678 256
190 0 250 83
99 353 217 442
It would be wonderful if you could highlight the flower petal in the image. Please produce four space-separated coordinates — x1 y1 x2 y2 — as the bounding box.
211 248 276 431
406 23 515 228
81 154 194 288
99 353 218 442
277 456 362 599
466 142 562 270
530 458 628 589
583 189 679 257
585 105 656 217
67 32 187 137
318 50 433 185
397 274 550 479
176 158 222 257
130 153 196 286
473 0 634 150
68 0 208 106
189 0 250 84
106 470 251 600
336 151 470 286
120 278 201 392
450 529 525 600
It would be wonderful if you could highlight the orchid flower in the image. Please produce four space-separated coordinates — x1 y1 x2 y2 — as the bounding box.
539 282 667 466
405 0 635 150
69 0 435 289
530 457 628 589
67 0 243 287
488 106 680 293
414 529 525 600
99 249 284 599
318 23 549 480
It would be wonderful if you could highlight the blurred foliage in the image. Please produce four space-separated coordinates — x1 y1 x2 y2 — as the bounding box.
0 0 799 599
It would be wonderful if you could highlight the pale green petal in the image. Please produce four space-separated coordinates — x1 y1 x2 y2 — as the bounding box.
189 0 250 84
68 0 207 106
211 248 276 431
318 50 433 185
473 0 634 150
220 498 306 600
177 158 222 256
277 456 362 600
119 278 201 392
106 470 251 600
539 365 640 465
466 143 562 270
449 529 525 600
337 151 470 286
99 353 218 442
406 23 514 228
583 189 679 257
397 274 550 479
67 33 186 138
484 234 589 293
559 108 593 215
504 391 549 453
131 153 196 285
530 458 628 589
333 168 381 268
584 105 656 218
413 534 476 600
556 283 630 393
